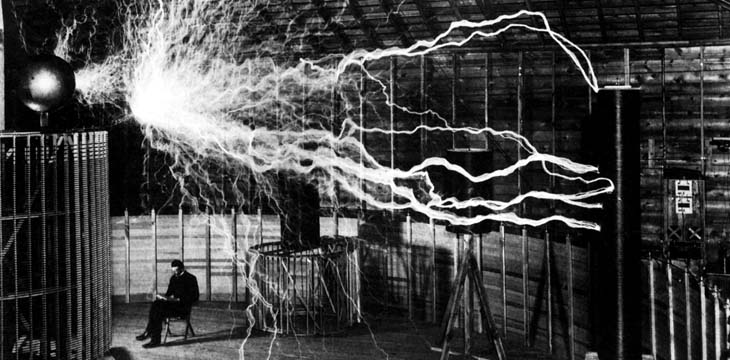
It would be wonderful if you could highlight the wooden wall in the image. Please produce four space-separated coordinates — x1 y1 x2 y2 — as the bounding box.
354 46 730 249
110 213 591 359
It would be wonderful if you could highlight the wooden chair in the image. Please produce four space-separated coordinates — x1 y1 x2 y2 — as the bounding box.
163 312 195 344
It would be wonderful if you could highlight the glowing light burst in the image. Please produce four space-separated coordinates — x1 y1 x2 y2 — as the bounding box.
65 0 614 357
69 0 611 231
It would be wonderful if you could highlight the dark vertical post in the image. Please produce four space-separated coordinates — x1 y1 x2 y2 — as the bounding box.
567 234 575 360
522 227 529 346
702 279 708 360
152 209 157 294
686 269 692 360
590 88 642 360
546 229 553 354
179 207 184 261
206 208 212 301
650 260 658 359
125 209 130 303
668 265 676 360
715 287 722 360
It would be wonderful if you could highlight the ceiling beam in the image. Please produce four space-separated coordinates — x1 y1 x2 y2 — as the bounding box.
595 0 608 42
633 0 644 41
312 0 353 51
379 0 414 47
346 0 383 49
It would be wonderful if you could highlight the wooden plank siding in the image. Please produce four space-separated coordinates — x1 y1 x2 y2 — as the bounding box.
361 45 730 247
111 214 591 359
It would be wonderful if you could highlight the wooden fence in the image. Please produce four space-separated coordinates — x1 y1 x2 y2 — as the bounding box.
109 210 729 360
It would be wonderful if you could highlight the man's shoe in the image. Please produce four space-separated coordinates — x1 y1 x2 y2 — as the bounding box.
135 332 149 341
142 339 161 348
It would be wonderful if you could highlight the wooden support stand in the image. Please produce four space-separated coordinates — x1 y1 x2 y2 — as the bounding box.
433 234 506 360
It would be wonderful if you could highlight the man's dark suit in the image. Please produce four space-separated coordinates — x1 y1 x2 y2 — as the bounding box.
144 271 199 341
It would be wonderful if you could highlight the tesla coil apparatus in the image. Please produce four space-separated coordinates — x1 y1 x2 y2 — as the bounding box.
0 55 111 359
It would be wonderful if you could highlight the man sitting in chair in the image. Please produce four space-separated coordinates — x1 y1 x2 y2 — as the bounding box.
136 259 199 348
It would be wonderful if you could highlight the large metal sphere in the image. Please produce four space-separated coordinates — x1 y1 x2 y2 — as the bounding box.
17 54 76 113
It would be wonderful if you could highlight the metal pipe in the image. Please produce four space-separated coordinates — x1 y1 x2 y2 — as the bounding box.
702 279 708 360
686 268 692 360
668 265 676 360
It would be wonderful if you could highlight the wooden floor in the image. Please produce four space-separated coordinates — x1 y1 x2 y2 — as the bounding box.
108 303 553 360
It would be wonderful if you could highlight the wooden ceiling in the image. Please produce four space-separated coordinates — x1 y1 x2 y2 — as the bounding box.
258 0 730 52
9 0 730 55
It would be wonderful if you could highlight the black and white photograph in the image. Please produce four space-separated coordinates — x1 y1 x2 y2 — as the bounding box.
0 0 728 359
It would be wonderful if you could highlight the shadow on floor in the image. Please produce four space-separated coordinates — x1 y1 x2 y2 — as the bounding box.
161 327 250 347
105 347 134 360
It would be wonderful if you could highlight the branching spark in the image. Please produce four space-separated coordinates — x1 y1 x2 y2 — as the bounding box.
57 0 615 358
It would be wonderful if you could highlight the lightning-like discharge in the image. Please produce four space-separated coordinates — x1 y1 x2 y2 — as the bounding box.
56 0 613 358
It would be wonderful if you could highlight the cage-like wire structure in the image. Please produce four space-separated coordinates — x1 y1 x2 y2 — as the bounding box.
251 236 360 336
0 132 110 359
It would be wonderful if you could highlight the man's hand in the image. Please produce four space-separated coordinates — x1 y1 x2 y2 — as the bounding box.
155 294 167 301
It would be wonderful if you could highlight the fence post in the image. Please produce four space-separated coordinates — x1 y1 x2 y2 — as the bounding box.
125 209 130 303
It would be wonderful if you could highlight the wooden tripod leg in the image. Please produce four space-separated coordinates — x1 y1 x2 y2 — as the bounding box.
437 254 470 360
468 257 507 360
